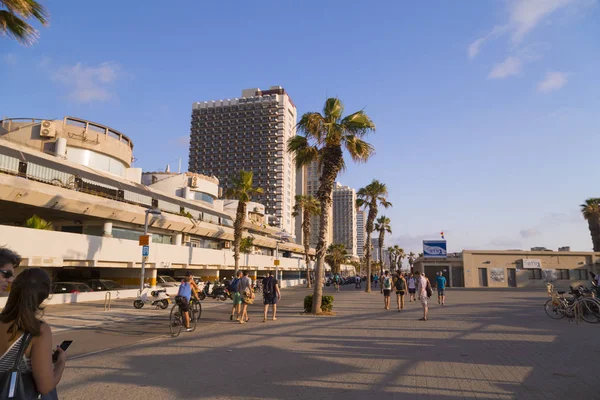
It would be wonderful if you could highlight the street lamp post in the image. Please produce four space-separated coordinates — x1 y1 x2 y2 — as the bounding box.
140 208 162 292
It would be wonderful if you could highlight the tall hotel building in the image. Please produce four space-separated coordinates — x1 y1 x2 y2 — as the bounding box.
333 182 358 257
303 160 333 247
189 87 297 235
356 209 366 258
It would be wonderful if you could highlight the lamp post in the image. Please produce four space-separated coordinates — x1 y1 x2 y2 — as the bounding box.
140 208 162 292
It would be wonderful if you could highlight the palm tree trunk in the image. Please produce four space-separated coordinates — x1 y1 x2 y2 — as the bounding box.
364 205 378 293
303 209 312 288
233 201 246 274
312 145 342 313
589 218 600 252
379 232 384 275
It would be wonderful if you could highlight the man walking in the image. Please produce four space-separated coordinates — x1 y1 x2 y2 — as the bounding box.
239 270 253 324
407 273 417 302
394 272 407 312
416 271 430 321
0 248 20 295
436 271 447 305
262 271 281 322
381 270 393 310
229 271 243 321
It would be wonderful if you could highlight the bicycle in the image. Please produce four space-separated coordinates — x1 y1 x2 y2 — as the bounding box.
170 296 201 337
544 287 600 323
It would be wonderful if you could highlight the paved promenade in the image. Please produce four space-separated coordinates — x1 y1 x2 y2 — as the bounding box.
51 285 598 399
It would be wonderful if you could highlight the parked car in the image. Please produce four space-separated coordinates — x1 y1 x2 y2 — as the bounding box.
52 282 94 294
86 279 122 291
157 275 179 288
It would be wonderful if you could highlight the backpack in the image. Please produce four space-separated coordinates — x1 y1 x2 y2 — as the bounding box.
395 278 406 291
229 278 239 293
263 277 274 295
383 277 391 289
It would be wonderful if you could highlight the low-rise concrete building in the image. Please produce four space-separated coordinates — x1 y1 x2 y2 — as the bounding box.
0 117 315 293
413 249 600 289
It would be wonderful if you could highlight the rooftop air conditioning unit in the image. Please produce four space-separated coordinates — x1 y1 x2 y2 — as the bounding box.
40 120 57 138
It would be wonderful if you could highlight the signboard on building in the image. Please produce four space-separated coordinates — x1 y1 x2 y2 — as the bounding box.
139 235 150 246
522 259 542 269
423 240 447 258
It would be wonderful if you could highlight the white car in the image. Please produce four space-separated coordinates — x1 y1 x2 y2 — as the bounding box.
156 275 179 288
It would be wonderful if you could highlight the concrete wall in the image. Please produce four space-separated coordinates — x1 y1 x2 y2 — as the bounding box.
0 225 306 271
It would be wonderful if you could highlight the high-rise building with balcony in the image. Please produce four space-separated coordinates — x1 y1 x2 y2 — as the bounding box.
189 87 297 236
333 182 357 257
304 160 333 248
356 209 366 258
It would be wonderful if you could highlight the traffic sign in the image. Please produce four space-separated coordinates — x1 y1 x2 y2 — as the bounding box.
142 245 149 257
274 259 280 266
139 235 150 246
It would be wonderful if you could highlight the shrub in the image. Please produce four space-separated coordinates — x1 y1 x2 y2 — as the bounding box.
303 294 334 313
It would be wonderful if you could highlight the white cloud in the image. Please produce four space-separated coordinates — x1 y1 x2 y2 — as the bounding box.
2 53 17 66
468 0 593 60
537 71 569 92
51 61 122 103
509 0 577 43
488 56 522 79
520 228 541 238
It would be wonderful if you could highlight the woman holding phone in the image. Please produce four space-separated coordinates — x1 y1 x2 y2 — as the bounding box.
0 267 67 396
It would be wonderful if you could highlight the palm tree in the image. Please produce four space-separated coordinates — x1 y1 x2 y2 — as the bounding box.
357 180 392 292
292 194 321 288
395 246 405 271
325 243 350 275
288 98 375 313
225 171 263 274
375 216 392 275
407 251 417 273
24 215 53 230
0 0 48 45
387 246 396 270
581 198 600 252
240 237 254 267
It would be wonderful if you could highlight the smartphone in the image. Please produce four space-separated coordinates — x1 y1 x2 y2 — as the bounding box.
52 340 73 362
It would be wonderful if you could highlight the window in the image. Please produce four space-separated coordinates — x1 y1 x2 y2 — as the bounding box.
570 269 587 280
556 269 569 280
529 269 542 280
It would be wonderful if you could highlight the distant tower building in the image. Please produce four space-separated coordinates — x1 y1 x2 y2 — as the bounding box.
188 86 297 235
304 160 333 247
332 182 357 257
356 209 366 258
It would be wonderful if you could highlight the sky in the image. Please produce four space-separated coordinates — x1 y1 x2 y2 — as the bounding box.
1 0 599 254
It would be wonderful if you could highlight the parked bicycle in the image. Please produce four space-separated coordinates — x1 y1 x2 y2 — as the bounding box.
170 296 201 337
544 285 600 323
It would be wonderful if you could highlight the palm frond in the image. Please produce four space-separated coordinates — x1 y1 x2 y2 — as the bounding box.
343 135 375 163
296 112 326 143
287 135 319 168
323 98 344 123
340 110 376 137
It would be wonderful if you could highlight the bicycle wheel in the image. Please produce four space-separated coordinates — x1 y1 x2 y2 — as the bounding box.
170 304 183 337
580 298 600 324
544 299 565 319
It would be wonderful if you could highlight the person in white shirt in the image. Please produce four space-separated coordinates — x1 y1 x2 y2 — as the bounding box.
407 273 417 302
416 271 430 321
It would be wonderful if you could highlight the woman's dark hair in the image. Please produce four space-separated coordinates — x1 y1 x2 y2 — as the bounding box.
0 268 51 339
0 247 21 268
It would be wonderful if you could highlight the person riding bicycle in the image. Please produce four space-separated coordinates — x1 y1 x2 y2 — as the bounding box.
176 273 194 332
334 273 341 291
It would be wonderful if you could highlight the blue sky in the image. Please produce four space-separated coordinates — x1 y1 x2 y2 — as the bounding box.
1 0 599 253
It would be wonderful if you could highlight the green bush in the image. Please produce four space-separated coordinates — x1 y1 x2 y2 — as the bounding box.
303 294 334 313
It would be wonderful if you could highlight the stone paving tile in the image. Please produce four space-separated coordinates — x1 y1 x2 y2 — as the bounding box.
58 285 599 399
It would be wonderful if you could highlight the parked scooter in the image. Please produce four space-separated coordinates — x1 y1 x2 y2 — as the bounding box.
133 284 170 309
198 281 228 301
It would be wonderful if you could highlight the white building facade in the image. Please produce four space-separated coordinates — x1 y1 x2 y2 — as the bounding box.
356 209 366 258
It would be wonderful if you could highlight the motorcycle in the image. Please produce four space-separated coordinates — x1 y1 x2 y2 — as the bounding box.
198 281 228 301
133 285 170 309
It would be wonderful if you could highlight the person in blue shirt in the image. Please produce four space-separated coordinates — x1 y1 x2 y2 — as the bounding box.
436 272 447 306
176 273 193 331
